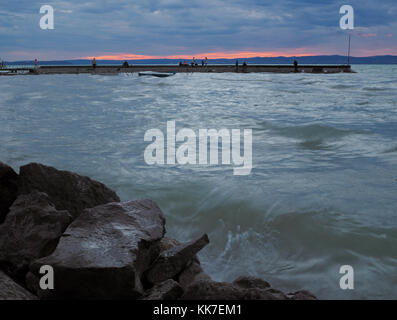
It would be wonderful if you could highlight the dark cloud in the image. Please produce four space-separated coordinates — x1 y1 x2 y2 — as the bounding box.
0 0 396 59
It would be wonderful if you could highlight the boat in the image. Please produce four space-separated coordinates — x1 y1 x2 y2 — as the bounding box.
138 71 176 78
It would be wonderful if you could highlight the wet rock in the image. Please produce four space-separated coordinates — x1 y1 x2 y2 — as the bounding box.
182 280 288 300
0 270 37 300
181 280 243 300
287 290 317 300
142 279 183 300
0 191 72 278
0 162 18 224
28 199 165 299
232 276 270 290
158 237 181 251
18 163 120 219
178 260 211 289
146 234 209 284
243 287 287 300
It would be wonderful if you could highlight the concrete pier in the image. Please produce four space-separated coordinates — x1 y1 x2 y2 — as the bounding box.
1 64 353 75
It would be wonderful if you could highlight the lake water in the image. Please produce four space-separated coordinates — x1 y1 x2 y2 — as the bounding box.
1 65 396 299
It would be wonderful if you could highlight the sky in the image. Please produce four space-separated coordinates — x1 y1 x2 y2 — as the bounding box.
0 0 396 60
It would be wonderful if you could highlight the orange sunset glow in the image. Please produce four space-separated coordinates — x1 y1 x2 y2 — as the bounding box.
81 50 318 60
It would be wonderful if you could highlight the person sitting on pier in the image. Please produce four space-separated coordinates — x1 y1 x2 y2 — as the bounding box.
92 57 97 69
122 61 129 68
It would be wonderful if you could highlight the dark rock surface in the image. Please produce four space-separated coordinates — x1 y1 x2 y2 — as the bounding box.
287 290 317 300
178 260 211 289
232 276 271 290
142 279 183 300
181 279 289 300
0 162 18 224
28 199 165 299
18 163 120 219
0 270 37 300
181 280 245 300
146 234 209 284
0 191 72 278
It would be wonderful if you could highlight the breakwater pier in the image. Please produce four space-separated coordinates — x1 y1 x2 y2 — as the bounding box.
0 64 353 75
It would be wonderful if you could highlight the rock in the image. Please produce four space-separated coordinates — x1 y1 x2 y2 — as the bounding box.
288 290 317 300
232 276 270 290
142 279 183 300
181 279 288 300
146 234 209 284
0 270 37 300
0 191 72 278
18 163 120 219
25 271 40 294
28 199 165 299
158 238 181 251
181 280 243 300
178 260 211 289
0 162 18 224
242 287 287 300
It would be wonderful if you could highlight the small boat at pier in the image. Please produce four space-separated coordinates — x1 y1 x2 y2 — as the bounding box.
138 71 176 78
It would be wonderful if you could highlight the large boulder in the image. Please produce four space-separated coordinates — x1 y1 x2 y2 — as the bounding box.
28 199 166 299
0 162 18 224
18 163 120 219
146 234 209 284
0 271 37 300
0 191 72 278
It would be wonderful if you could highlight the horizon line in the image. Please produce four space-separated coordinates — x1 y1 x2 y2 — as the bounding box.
5 54 397 62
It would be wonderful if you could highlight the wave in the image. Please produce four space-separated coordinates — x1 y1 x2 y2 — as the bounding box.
255 122 367 150
164 189 397 299
363 87 389 92
330 84 355 90
383 145 397 154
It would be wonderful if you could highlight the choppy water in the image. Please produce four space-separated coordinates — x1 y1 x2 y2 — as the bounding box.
1 65 397 299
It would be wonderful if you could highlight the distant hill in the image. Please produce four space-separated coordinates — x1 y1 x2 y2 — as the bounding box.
5 55 397 65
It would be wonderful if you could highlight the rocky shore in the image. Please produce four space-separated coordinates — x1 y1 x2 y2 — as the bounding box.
0 162 316 300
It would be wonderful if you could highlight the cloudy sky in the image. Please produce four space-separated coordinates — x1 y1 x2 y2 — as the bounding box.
0 0 396 60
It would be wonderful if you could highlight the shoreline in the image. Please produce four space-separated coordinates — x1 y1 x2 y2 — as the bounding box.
0 162 317 300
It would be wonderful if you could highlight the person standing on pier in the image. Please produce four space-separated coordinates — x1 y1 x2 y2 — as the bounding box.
235 59 239 72
294 59 299 73
92 57 97 69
